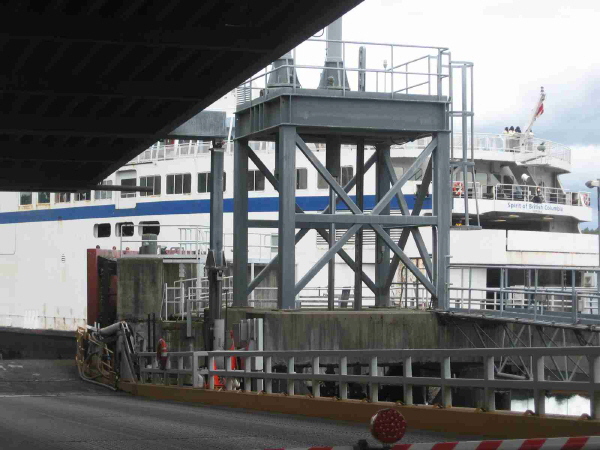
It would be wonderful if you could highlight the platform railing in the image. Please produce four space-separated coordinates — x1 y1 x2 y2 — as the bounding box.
237 39 451 106
448 287 600 317
133 346 600 418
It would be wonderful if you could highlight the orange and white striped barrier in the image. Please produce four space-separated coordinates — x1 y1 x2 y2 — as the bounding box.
264 436 600 450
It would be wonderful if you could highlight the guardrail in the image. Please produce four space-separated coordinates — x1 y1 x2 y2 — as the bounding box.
138 351 207 387
138 346 600 418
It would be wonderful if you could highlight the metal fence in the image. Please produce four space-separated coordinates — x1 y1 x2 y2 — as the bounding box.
237 38 451 103
137 346 600 418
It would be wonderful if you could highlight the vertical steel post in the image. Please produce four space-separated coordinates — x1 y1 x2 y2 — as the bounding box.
278 126 297 309
375 144 391 307
533 355 546 415
209 144 224 320
233 138 249 307
403 356 413 405
340 356 348 400
461 66 470 226
590 354 600 419
441 356 452 407
483 355 495 411
287 356 295 395
433 132 451 310
572 269 578 324
370 356 379 402
326 136 341 311
354 138 365 310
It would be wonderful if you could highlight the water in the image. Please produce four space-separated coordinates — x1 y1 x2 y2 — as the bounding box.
511 392 590 416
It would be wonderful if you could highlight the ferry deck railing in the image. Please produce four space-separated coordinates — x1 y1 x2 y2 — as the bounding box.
137 346 600 418
452 182 591 207
125 132 571 167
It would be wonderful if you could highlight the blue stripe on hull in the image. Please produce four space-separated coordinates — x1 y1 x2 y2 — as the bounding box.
0 195 431 224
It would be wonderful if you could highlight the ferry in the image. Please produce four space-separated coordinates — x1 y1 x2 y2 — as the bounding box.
0 41 596 331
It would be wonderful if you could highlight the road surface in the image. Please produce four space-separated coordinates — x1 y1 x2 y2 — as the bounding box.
0 360 481 449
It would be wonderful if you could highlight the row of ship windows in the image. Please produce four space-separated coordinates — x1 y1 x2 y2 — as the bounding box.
94 221 160 238
18 167 356 206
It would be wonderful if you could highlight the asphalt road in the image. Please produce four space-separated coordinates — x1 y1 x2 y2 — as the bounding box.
0 360 482 450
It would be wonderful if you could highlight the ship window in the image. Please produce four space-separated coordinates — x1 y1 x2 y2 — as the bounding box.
116 222 135 237
247 170 265 191
139 221 160 235
166 173 191 194
94 223 111 238
198 172 227 193
19 192 32 205
317 174 328 190
55 193 71 203
121 178 136 198
139 176 161 196
95 180 113 200
74 191 91 201
296 168 307 190
37 192 50 204
317 166 354 189
341 166 354 186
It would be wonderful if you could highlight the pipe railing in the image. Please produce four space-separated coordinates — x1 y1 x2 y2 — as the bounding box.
138 347 600 418
236 39 451 105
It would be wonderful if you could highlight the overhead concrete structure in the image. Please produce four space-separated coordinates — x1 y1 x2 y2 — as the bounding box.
0 0 362 192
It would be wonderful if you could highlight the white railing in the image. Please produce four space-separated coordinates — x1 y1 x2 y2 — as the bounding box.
224 232 278 261
138 346 600 418
448 287 600 318
129 141 213 164
162 276 233 320
118 224 210 257
383 133 572 164
450 182 591 207
493 184 590 206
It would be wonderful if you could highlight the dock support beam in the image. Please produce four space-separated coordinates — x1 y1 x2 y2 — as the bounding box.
278 126 297 309
326 136 341 310
208 143 224 319
375 144 391 307
233 138 249 307
433 132 451 309
354 138 365 310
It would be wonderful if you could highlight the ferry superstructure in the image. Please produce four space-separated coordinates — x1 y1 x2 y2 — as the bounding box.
0 123 595 330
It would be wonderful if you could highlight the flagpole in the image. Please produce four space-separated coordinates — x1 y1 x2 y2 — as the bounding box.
521 86 545 147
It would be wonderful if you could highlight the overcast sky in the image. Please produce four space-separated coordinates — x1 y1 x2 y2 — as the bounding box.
337 0 600 227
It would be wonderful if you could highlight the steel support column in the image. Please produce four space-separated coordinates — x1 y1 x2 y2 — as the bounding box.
233 138 249 307
354 138 365 310
208 145 224 319
433 132 451 309
326 136 341 311
375 144 391 307
278 126 297 309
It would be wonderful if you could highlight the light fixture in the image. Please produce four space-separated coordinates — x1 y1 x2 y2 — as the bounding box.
508 214 519 218
585 180 600 188
542 216 554 221
492 219 507 222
